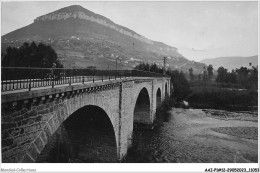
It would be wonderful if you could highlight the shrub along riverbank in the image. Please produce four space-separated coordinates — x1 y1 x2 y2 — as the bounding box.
186 85 257 111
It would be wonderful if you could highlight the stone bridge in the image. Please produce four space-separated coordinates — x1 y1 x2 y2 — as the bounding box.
1 77 171 163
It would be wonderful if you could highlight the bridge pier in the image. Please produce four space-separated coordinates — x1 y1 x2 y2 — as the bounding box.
117 80 135 161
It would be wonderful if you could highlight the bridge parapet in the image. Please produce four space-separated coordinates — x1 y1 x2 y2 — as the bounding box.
1 67 168 92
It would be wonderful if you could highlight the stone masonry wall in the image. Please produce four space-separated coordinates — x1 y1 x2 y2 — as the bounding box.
119 80 135 159
1 85 121 163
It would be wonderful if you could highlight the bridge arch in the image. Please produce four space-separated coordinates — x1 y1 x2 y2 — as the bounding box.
36 105 117 163
156 88 162 109
133 87 151 124
19 91 120 163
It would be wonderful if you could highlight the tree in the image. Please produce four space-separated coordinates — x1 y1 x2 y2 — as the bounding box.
134 62 146 71
2 42 63 80
167 69 191 101
248 66 258 89
150 63 157 72
214 65 257 90
227 70 237 84
198 74 202 81
203 66 208 81
134 62 163 73
2 42 63 68
207 64 213 81
216 66 228 83
236 67 249 86
144 63 150 71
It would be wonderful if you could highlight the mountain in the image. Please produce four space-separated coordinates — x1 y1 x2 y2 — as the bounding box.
200 55 258 71
2 5 205 72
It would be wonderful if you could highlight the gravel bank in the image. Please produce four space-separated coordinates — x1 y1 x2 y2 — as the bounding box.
211 127 258 140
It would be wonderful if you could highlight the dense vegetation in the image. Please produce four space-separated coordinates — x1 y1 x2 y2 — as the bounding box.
134 62 163 73
187 85 257 110
2 42 63 68
188 65 258 90
216 66 258 90
136 61 258 111
1 42 63 80
187 64 258 110
166 69 191 101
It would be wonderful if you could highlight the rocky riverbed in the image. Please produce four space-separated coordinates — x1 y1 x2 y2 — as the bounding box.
126 108 258 163
202 109 258 122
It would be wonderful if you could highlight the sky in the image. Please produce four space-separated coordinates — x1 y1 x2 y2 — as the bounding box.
1 1 258 61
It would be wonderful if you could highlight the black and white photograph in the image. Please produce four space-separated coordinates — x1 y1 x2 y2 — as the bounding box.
0 1 259 172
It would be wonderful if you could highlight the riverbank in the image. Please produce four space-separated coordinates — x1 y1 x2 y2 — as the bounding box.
202 109 258 122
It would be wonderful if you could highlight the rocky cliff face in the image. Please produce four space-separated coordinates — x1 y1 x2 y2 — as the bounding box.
34 9 153 45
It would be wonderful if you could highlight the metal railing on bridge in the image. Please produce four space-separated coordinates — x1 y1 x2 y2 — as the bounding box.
1 67 167 92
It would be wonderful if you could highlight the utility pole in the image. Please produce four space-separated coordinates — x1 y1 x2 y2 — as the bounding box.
163 56 167 75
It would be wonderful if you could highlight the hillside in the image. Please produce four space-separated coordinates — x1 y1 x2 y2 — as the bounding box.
201 55 258 71
2 5 205 72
